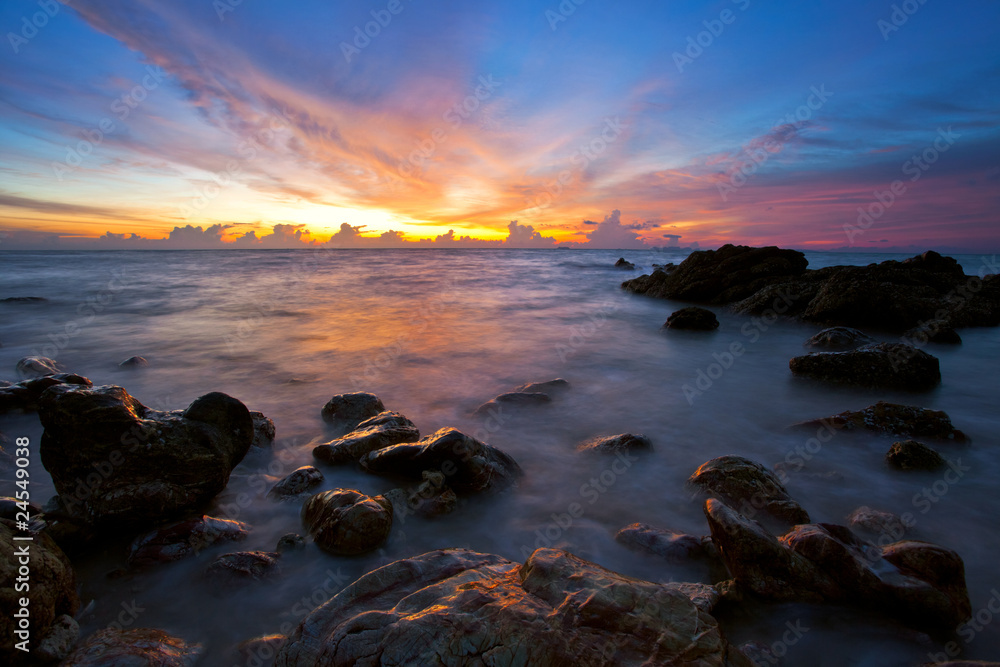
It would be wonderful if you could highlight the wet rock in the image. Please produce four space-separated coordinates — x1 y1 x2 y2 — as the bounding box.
848 506 908 540
805 326 876 351
1 520 80 662
688 455 810 529
35 613 80 662
127 515 251 567
1 296 47 303
0 373 92 414
473 391 552 417
704 499 971 631
886 440 946 471
267 466 324 499
795 401 968 443
312 411 419 465
302 489 392 556
119 355 149 368
513 378 569 393
38 386 254 528
205 551 281 588
236 634 286 667
15 355 61 378
789 342 941 391
577 433 652 454
905 320 962 345
320 392 384 428
250 411 276 448
275 547 748 666
385 470 458 519
614 257 635 270
276 533 305 553
615 523 707 562
360 427 522 494
663 306 720 330
61 628 201 666
623 244 809 303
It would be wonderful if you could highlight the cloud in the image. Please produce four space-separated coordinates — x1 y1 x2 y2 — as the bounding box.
580 210 649 249
503 220 557 248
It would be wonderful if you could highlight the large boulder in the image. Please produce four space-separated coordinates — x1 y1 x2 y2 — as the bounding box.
302 489 393 556
276 547 750 666
795 401 968 443
1 520 80 662
38 385 254 529
61 628 201 666
127 515 251 568
320 392 384 428
360 427 522 494
705 499 971 631
663 306 720 330
0 373 92 414
312 412 419 465
688 456 809 529
789 342 941 390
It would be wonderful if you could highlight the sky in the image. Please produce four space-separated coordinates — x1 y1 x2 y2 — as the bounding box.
0 0 998 251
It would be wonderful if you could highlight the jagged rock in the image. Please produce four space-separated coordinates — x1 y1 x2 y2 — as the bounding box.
127 516 251 567
577 433 653 454
38 386 253 528
789 342 941 390
663 306 720 330
275 548 750 666
313 412 419 465
302 489 392 556
0 373 92 414
473 392 552 417
15 356 61 378
905 320 962 345
0 520 79 662
688 456 810 529
886 440 946 471
61 628 201 666
205 551 281 589
118 355 149 368
805 326 876 351
513 378 569 393
359 427 522 494
320 392 384 428
614 257 635 270
250 411 276 448
795 401 968 443
267 466 324 499
704 499 971 631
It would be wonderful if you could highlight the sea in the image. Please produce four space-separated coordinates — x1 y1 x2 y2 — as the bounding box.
1 248 998 665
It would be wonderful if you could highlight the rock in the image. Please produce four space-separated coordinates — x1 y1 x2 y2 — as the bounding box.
0 373 92 414
796 401 968 443
614 257 635 270
622 244 809 303
268 466 324 499
789 342 941 391
577 433 653 454
1 296 47 303
1 520 79 662
847 506 908 541
275 547 748 666
805 326 876 351
359 427 522 494
385 470 458 519
250 411 276 448
886 440 946 471
320 392 384 428
15 355 61 378
704 499 971 631
276 534 306 553
312 411 419 465
513 378 569 393
61 628 201 666
615 523 707 562
473 391 552 417
663 306 720 330
127 515 251 567
119 355 149 368
38 386 254 528
34 613 80 662
905 320 962 345
204 551 281 588
302 489 393 556
688 456 810 529
236 635 286 666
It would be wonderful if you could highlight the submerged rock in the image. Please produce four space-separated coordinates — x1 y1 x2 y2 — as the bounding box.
127 515 251 567
615 523 709 562
847 506 908 542
359 427 522 494
384 470 459 519
688 455 810 529
1 296 47 303
205 551 281 588
805 326 876 351
513 378 569 393
320 392 384 428
313 411 419 465
302 489 392 556
250 411 276 448
61 628 201 666
0 373 92 414
904 320 962 345
614 257 635 270
276 533 306 553
795 401 968 443
15 355 61 378
663 306 720 330
38 386 254 528
267 466 324 499
886 440 946 471
577 433 653 454
789 342 941 391
275 547 748 666
473 391 552 417
118 355 149 369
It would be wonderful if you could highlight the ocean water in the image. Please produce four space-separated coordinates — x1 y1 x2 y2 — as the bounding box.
1 248 998 665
